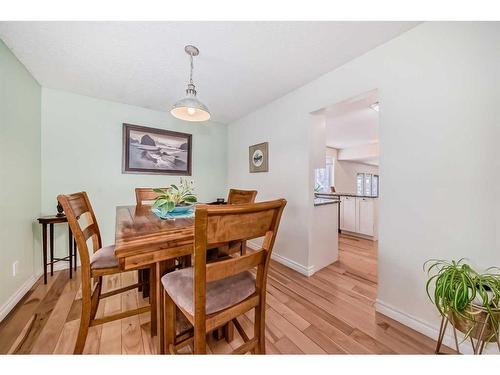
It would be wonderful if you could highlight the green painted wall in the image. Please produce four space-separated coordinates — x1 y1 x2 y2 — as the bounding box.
0 39 41 318
41 88 227 256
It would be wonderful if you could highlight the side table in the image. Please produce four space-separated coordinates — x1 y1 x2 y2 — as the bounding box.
37 215 77 284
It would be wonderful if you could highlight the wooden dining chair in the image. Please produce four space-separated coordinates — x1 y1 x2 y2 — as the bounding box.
217 188 258 257
58 191 150 354
161 199 286 354
135 187 170 207
227 188 257 205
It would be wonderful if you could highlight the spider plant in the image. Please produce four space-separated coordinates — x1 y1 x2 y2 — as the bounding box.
424 259 500 341
153 178 197 212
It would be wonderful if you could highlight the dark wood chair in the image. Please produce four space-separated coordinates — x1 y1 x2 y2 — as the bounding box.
57 192 150 354
161 199 286 354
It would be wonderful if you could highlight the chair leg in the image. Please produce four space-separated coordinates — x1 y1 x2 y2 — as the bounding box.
194 320 207 354
159 282 166 354
138 270 143 292
74 295 91 354
89 276 102 320
164 290 176 354
241 240 247 255
224 322 234 343
254 304 266 354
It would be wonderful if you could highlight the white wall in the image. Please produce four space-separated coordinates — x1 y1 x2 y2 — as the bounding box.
41 88 227 255
309 202 339 275
227 22 499 346
337 142 379 165
335 160 379 194
227 86 312 270
0 40 41 319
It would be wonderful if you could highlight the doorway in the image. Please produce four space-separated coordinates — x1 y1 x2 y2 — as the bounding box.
315 89 379 285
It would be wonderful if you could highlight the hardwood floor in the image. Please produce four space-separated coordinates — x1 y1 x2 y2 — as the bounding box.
0 235 451 354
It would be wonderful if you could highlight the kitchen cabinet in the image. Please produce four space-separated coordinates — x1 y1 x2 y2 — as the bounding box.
340 196 356 232
339 195 377 239
357 197 375 236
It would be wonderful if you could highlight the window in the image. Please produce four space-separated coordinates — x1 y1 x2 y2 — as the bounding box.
356 173 379 196
314 157 333 193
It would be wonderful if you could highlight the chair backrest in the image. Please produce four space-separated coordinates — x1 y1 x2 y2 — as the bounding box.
135 187 169 207
227 189 257 204
193 199 286 321
57 192 102 276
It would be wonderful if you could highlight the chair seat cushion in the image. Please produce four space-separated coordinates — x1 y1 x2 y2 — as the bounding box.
90 245 119 269
161 268 255 315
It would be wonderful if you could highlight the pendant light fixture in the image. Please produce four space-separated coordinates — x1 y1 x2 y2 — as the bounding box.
170 45 211 122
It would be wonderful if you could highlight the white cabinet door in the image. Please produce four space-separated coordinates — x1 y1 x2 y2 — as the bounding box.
340 196 356 232
356 197 374 236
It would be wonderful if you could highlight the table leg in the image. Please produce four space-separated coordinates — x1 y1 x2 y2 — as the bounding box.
68 227 73 279
42 223 48 284
49 223 54 276
150 265 157 337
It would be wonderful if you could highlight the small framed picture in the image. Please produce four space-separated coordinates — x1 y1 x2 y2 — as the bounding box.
122 123 192 175
249 142 269 173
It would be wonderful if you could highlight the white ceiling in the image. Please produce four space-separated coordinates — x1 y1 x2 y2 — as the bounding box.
0 22 417 124
325 89 379 149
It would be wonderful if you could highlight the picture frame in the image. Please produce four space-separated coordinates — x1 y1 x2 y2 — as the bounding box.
249 142 269 173
122 123 192 175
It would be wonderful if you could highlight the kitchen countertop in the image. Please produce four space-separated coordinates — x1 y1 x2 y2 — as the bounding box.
316 192 378 199
314 197 340 206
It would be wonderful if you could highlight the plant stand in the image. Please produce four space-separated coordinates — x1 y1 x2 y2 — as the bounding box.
435 314 500 354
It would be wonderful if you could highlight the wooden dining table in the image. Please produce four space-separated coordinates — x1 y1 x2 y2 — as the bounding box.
114 205 195 351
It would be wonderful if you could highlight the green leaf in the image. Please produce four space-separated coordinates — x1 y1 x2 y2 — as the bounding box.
153 198 169 207
183 195 197 203
153 188 166 194
165 201 175 212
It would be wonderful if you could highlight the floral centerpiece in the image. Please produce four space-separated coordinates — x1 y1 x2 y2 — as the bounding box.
151 178 197 218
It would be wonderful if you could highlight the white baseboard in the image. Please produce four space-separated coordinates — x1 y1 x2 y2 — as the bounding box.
0 271 41 322
0 261 77 323
374 299 498 354
248 240 315 277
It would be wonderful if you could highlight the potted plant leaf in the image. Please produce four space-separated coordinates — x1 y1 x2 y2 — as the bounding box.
151 178 197 218
424 258 500 353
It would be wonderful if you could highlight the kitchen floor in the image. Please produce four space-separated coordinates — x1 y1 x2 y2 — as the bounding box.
337 233 377 284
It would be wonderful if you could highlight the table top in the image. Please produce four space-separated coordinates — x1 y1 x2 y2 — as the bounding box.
114 205 194 259
37 214 67 224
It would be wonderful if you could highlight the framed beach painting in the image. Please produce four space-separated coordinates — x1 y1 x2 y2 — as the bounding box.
122 123 192 175
249 142 269 173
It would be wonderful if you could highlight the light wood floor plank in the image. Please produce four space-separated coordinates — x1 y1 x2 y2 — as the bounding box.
0 234 453 355
99 274 123 354
0 272 61 353
30 272 81 354
274 336 303 354
121 272 144 354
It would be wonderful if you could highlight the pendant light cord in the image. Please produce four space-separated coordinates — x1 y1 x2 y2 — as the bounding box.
189 54 194 84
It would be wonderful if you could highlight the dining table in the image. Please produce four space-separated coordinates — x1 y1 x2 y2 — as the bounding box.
114 204 195 352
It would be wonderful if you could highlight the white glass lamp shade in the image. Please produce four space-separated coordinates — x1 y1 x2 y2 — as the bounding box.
170 94 210 122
